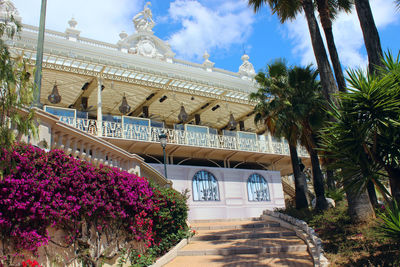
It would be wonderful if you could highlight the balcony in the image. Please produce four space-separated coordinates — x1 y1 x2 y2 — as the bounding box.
53 115 308 158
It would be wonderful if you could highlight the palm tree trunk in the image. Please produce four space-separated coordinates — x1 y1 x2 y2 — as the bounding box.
316 0 347 92
346 188 375 223
326 169 336 190
302 0 339 103
354 0 384 74
309 146 329 210
289 144 309 209
367 180 378 207
387 167 400 203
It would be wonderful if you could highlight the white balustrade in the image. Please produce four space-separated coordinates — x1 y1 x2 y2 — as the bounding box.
57 117 304 157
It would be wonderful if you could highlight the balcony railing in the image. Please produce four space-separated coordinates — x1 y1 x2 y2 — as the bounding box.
59 116 309 157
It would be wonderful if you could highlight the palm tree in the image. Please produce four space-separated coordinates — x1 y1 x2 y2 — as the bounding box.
251 60 309 210
354 0 384 74
251 60 330 210
288 65 329 210
320 52 400 218
316 0 351 92
248 0 339 104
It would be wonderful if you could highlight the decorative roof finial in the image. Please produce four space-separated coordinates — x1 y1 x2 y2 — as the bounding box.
119 31 128 40
65 17 80 41
68 17 77 29
238 53 255 80
202 51 214 71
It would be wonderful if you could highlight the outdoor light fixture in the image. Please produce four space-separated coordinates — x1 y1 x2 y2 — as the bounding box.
81 82 90 91
159 132 168 179
201 103 210 109
211 104 220 111
48 82 61 104
159 95 168 103
119 93 131 114
178 105 188 122
228 113 237 130
146 93 155 101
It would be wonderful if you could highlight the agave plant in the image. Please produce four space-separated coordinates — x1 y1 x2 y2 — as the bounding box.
379 200 400 241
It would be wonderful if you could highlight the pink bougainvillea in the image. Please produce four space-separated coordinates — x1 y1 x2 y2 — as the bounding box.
0 144 156 254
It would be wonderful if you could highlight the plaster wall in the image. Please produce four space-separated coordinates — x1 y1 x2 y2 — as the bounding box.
149 164 285 220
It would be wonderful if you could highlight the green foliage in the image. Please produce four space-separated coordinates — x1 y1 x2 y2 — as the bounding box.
126 183 190 266
378 200 400 241
320 51 400 198
279 201 400 266
0 18 36 151
325 187 345 202
250 60 327 148
150 183 189 249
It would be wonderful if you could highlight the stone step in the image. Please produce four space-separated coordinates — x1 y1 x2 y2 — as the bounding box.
165 218 313 266
179 237 307 256
165 252 314 267
191 220 280 231
192 229 296 241
178 244 308 256
189 217 262 224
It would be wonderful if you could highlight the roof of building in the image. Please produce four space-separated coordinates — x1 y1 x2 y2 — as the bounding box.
4 1 262 132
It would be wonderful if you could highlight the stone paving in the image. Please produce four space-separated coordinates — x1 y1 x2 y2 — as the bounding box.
165 219 313 267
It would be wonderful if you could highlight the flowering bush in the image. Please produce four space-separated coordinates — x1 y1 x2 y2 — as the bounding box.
21 259 41 267
0 143 158 265
125 185 190 266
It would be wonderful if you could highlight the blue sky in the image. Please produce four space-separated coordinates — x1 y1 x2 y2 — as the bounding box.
12 0 400 74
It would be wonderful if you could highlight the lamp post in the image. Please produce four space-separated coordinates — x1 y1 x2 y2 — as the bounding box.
159 132 168 179
33 0 47 108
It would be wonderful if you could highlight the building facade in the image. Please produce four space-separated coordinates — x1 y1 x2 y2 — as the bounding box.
2 1 310 220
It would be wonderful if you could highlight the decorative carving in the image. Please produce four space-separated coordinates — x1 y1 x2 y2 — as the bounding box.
117 2 175 61
132 2 155 33
238 54 255 80
0 0 21 21
136 37 157 58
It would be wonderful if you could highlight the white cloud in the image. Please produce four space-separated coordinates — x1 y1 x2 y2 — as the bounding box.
285 0 399 69
167 0 255 61
12 0 144 44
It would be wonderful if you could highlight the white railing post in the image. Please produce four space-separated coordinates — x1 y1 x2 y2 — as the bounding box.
97 77 103 137
267 132 273 153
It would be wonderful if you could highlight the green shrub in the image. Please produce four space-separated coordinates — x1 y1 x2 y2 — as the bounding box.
126 183 190 266
325 188 345 202
378 200 400 241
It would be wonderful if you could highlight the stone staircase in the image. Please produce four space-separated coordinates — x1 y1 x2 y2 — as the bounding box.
165 218 313 267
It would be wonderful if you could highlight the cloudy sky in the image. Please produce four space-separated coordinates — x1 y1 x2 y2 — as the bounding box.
11 0 400 73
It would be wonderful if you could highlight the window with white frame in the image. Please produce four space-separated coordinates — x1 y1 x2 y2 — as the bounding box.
192 170 220 201
247 173 270 201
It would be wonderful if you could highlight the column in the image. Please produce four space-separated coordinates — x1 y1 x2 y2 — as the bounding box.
97 77 103 137
267 132 273 153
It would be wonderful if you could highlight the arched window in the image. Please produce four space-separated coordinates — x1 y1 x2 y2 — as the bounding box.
192 170 220 201
247 173 270 201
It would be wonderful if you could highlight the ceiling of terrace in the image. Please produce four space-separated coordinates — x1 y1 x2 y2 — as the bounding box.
18 43 263 133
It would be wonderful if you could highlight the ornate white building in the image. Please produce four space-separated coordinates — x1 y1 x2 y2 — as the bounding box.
3 1 310 220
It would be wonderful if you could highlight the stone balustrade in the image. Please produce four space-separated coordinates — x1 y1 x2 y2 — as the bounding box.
26 108 171 187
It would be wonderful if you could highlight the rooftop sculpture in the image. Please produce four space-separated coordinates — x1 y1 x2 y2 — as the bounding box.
133 2 155 33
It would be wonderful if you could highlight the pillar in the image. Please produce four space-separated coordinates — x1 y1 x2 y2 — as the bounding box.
97 77 103 137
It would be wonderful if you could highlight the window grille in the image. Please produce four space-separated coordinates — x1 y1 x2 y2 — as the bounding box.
192 170 220 201
247 173 270 201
